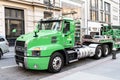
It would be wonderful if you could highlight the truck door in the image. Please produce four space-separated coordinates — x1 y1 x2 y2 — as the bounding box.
63 21 74 48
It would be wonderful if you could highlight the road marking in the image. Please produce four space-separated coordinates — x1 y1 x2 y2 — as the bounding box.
5 54 15 56
1 65 17 69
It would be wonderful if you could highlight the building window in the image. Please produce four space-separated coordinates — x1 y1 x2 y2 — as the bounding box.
100 0 103 9
100 12 103 21
90 0 98 8
113 7 118 21
5 8 24 20
104 2 111 23
90 0 98 21
44 11 53 18
100 0 104 22
44 0 55 6
44 0 50 5
5 8 24 46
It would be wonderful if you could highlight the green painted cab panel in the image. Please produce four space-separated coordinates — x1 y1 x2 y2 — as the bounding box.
27 57 50 70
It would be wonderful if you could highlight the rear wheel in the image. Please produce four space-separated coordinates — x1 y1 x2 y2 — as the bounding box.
48 52 64 73
102 45 109 57
93 46 102 59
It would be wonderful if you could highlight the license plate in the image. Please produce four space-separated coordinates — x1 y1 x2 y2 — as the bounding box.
19 63 23 67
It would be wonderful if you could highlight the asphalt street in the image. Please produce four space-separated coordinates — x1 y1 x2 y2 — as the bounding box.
43 52 120 80
0 47 120 80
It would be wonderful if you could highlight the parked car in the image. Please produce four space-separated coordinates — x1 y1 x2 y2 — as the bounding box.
0 35 9 59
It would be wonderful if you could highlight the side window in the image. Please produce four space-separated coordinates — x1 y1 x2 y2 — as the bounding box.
63 21 70 33
0 37 5 42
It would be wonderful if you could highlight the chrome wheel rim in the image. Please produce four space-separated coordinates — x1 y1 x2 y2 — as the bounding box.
98 49 102 57
52 56 62 70
105 47 109 55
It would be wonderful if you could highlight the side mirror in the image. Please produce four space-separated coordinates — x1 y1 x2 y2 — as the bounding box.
64 32 70 36
34 29 39 33
33 23 40 37
33 29 39 37
35 23 40 32
12 29 17 33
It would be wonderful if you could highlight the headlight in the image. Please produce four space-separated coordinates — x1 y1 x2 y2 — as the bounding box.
32 48 41 57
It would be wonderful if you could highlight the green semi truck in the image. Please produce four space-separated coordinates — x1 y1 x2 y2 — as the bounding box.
15 17 119 73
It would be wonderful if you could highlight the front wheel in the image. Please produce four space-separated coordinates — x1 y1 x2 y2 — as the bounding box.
48 52 64 73
93 46 102 59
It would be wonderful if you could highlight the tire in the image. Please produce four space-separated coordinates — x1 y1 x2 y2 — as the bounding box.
48 52 64 73
0 50 2 59
102 45 110 57
93 46 102 59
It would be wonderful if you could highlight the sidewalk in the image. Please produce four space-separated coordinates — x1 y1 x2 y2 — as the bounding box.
59 72 116 80
41 53 120 80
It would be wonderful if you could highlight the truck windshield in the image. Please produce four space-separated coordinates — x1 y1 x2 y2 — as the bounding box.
39 20 61 31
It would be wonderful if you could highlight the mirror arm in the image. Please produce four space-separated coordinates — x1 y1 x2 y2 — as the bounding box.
34 32 38 37
65 32 72 36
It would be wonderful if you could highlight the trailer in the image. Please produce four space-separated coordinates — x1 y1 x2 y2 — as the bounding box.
83 25 120 57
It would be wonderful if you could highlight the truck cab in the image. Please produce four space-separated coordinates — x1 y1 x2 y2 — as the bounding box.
15 17 102 73
15 18 76 72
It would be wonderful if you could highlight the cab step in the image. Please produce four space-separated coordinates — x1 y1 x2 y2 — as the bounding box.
66 50 78 63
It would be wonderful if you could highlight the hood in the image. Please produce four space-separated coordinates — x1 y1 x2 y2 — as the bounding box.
17 30 58 44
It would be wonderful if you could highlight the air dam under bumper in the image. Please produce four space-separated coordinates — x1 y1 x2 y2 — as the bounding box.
16 56 50 70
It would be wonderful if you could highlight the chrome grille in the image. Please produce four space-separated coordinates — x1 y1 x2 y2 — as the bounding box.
15 41 25 63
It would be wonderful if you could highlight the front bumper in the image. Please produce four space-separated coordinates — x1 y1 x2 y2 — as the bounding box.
15 55 50 70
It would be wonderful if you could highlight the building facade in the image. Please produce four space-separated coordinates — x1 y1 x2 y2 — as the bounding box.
69 0 120 36
88 0 120 36
0 0 61 45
